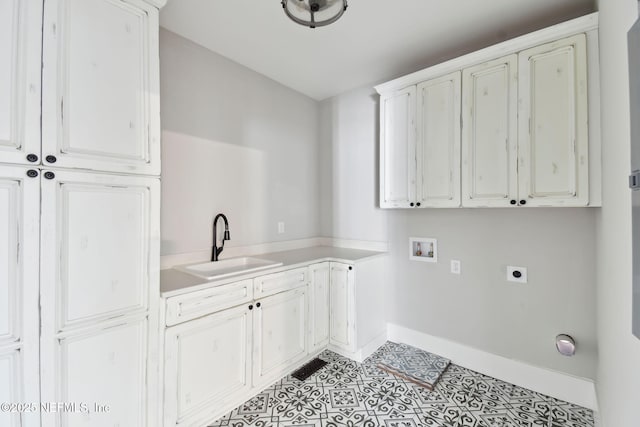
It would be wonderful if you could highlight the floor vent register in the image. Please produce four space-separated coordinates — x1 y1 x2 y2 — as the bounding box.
291 358 328 381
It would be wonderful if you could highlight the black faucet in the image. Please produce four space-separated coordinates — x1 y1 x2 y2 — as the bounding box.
211 213 230 261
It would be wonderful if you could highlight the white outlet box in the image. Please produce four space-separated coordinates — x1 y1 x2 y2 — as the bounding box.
450 260 461 274
507 266 527 283
277 222 285 234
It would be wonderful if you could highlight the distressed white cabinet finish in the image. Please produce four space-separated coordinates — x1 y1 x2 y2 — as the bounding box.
518 34 589 207
376 14 600 209
39 170 160 427
380 73 461 209
416 72 461 207
0 165 40 427
308 262 330 352
462 55 518 207
329 263 356 353
253 287 308 387
0 0 42 165
42 0 161 175
380 87 416 208
164 304 252 427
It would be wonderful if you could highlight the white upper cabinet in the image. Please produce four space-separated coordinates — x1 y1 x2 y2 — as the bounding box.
42 0 161 175
462 55 518 207
0 165 40 427
417 72 461 207
380 87 416 208
376 14 600 209
518 34 589 207
0 0 42 166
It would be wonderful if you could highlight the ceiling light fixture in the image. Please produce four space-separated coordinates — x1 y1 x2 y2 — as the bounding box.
281 0 348 29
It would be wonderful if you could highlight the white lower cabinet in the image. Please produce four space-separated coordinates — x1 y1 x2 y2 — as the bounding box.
253 287 308 387
161 258 383 427
329 263 356 353
308 263 330 352
164 304 252 427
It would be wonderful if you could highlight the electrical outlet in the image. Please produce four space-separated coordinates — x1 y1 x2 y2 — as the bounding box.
277 221 285 234
507 266 527 283
450 260 461 274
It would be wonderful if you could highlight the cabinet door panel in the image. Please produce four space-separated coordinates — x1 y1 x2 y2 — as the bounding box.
42 0 160 175
416 72 461 207
518 34 589 206
380 87 416 208
40 170 159 330
254 288 307 386
309 263 330 351
329 263 355 352
164 305 252 427
0 166 40 426
462 55 518 207
0 0 42 165
41 318 148 427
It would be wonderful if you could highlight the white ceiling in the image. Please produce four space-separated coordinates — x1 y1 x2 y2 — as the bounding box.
160 0 595 101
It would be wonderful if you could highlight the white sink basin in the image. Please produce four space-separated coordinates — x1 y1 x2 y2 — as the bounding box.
176 257 283 280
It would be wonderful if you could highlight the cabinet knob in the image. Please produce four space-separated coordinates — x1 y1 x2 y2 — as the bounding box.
45 155 57 164
26 154 38 163
510 200 516 205
416 202 421 207
410 202 415 207
248 304 253 310
26 169 38 178
348 266 353 270
519 200 527 206
256 302 261 308
43 171 55 180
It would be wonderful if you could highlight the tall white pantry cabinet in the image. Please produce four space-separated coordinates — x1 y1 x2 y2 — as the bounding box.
0 0 165 426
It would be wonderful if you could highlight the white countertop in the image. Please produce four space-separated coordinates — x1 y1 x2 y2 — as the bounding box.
161 246 386 297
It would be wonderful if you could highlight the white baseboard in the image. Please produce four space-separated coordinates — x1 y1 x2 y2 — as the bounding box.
328 331 388 363
358 331 389 361
387 323 598 411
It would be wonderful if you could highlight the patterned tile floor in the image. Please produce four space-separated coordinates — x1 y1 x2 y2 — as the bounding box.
210 342 594 427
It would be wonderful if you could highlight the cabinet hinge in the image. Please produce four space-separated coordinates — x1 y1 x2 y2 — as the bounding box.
60 97 64 125
528 118 531 135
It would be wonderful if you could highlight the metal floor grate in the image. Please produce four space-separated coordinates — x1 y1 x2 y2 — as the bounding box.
290 358 328 381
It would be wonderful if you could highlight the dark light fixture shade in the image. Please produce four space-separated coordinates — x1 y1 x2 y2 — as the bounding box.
281 0 348 28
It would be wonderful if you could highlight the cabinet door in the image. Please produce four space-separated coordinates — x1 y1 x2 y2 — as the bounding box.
462 55 518 207
380 86 416 208
416 72 461 207
308 263 330 352
518 34 589 206
39 169 160 427
329 263 355 353
164 304 252 427
0 165 40 427
42 0 161 175
0 0 42 165
253 288 307 387
41 317 151 426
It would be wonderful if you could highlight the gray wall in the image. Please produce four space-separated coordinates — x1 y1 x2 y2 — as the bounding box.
595 0 640 425
160 29 321 256
321 86 598 380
